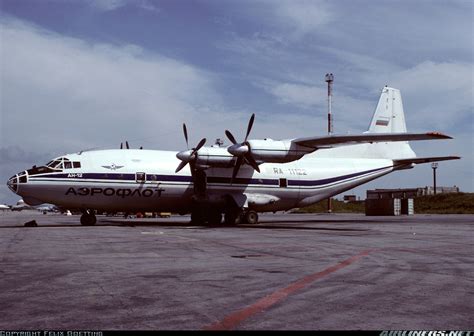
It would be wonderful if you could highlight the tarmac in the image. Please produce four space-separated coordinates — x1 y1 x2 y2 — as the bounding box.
0 210 472 330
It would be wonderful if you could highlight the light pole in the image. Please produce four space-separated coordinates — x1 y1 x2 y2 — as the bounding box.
325 73 334 135
431 162 438 195
325 73 334 213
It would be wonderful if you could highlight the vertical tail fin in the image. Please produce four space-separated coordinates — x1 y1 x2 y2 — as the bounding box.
364 86 416 159
367 86 407 133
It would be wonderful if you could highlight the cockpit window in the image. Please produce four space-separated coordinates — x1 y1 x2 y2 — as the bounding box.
46 160 61 169
45 157 78 170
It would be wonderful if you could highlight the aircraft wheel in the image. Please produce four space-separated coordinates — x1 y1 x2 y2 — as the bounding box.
191 208 205 225
80 213 96 226
224 209 242 225
208 210 223 225
245 210 258 224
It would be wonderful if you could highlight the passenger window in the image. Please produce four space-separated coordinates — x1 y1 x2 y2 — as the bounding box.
136 172 146 183
73 162 81 168
279 178 287 188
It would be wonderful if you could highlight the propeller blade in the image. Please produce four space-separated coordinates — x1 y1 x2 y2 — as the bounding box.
193 138 206 152
189 161 196 177
126 141 130 149
183 123 189 149
225 113 260 176
120 142 123 149
225 130 237 145
176 138 206 174
175 160 188 173
244 113 255 142
245 153 260 173
231 156 244 182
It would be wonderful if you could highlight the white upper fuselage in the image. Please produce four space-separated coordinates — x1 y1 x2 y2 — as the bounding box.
7 87 457 217
9 146 395 213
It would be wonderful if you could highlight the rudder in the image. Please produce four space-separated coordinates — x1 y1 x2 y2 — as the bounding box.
367 86 407 133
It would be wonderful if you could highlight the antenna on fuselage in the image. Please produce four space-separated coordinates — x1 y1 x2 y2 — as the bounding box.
120 140 143 150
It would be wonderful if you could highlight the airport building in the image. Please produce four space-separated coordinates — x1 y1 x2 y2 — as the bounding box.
365 189 414 216
417 185 460 196
365 186 461 216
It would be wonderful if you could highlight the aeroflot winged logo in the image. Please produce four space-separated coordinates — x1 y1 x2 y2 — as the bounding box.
101 163 124 170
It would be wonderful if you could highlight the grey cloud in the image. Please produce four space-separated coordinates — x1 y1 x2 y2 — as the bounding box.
0 146 51 165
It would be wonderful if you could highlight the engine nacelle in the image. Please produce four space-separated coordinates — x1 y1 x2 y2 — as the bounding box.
189 139 316 169
194 147 236 168
247 139 314 163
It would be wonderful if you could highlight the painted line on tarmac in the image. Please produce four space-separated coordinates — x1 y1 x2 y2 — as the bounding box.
203 248 375 330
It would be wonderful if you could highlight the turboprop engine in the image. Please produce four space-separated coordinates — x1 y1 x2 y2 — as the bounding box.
225 114 314 179
176 114 315 175
244 138 313 163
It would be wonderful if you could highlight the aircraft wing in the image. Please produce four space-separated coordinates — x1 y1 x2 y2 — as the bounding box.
292 132 452 149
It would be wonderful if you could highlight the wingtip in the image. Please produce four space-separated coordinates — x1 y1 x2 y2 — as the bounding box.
426 132 453 139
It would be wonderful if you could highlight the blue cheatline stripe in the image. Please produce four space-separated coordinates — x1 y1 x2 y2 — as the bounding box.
29 173 279 186
28 166 392 188
289 166 391 187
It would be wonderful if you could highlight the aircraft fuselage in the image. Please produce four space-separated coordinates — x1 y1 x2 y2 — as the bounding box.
8 148 394 214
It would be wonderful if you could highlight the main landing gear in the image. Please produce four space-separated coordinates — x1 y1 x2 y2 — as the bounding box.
189 167 259 226
191 206 258 226
223 208 259 225
80 210 96 226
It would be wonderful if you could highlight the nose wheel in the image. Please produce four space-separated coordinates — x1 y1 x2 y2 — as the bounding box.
80 210 96 226
243 210 258 224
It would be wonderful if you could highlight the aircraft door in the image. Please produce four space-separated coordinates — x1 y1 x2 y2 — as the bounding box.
135 172 146 184
268 162 301 209
288 161 303 207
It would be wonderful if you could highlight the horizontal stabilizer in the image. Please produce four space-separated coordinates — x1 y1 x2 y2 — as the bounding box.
293 132 452 149
393 156 461 166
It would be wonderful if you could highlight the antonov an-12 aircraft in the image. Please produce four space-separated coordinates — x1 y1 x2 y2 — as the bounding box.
7 87 459 225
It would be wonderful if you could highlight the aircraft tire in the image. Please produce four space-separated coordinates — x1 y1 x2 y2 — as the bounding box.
208 210 223 225
245 210 258 225
80 213 96 226
191 208 206 225
224 209 241 226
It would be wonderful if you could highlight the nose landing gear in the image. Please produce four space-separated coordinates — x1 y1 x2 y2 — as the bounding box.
80 210 96 226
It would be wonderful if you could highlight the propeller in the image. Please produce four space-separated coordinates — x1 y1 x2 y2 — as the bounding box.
225 113 260 181
175 123 206 173
120 141 143 149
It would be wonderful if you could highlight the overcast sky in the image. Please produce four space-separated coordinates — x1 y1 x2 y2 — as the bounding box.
0 0 472 205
